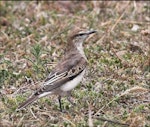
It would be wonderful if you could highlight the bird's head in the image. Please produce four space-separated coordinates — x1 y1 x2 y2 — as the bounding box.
65 29 97 55
70 29 97 45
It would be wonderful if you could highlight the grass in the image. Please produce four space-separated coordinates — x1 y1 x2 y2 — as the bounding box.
0 1 150 127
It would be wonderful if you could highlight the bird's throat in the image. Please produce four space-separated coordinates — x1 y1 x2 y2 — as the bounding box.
76 43 87 60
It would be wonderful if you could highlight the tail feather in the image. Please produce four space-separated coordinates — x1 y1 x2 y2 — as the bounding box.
17 95 39 110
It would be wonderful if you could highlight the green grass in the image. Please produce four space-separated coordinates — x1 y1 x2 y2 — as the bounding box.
0 1 149 127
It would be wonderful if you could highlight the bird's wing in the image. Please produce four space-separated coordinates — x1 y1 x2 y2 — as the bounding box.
35 55 87 95
18 55 87 110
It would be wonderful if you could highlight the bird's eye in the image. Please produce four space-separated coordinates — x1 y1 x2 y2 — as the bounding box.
73 33 85 38
77 33 85 36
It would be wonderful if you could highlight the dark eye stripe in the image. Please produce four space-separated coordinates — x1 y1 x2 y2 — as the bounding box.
77 33 85 36
74 33 85 37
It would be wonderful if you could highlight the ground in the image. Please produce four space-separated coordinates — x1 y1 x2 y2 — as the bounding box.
0 1 149 127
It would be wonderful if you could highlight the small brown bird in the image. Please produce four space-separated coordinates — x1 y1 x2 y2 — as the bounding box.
18 29 97 111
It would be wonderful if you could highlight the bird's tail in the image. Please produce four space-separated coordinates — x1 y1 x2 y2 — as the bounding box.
17 95 39 110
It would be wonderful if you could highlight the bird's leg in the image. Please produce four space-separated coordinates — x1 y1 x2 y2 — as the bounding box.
67 91 76 106
58 95 62 112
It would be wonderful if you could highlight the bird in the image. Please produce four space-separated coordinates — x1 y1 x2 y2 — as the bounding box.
18 29 97 111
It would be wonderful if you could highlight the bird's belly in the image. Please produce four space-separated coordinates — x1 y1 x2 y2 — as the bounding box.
60 70 85 91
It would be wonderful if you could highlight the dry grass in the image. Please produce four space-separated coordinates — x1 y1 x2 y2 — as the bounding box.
0 1 149 127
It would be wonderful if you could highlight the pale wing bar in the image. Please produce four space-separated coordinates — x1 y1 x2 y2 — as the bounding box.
44 71 68 86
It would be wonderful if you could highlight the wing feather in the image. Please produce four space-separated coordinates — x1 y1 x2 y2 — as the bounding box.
34 55 87 96
18 54 87 110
